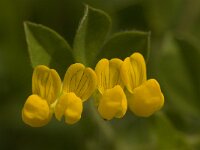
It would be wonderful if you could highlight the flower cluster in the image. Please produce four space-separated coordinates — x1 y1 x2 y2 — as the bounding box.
22 52 164 127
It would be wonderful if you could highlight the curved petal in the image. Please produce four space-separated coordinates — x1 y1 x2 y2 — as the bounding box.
95 58 124 94
22 94 52 127
127 79 164 117
98 85 127 120
32 65 62 104
63 63 97 101
121 52 146 93
55 92 83 124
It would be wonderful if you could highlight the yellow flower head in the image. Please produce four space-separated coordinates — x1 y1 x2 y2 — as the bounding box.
55 63 97 124
121 53 164 117
22 52 164 126
22 65 61 127
95 58 127 120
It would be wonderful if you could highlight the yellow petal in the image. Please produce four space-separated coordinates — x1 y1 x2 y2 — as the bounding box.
121 52 146 93
63 63 97 101
32 65 61 104
98 85 127 120
127 79 164 117
22 94 52 127
95 58 124 94
54 92 83 124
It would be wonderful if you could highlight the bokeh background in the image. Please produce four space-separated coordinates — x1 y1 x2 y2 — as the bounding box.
0 0 200 149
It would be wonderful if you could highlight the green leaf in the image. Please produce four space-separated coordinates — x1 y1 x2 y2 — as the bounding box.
24 21 74 76
97 31 150 63
73 5 111 66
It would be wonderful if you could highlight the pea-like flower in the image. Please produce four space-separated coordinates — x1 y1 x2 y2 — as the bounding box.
22 65 62 127
95 58 127 120
22 53 164 127
54 63 97 124
121 53 164 117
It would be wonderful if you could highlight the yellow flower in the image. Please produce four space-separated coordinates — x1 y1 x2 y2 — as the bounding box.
121 53 164 117
22 52 164 126
55 63 97 124
22 65 61 127
95 58 127 120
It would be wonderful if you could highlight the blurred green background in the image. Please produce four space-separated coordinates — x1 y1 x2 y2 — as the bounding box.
0 0 200 149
